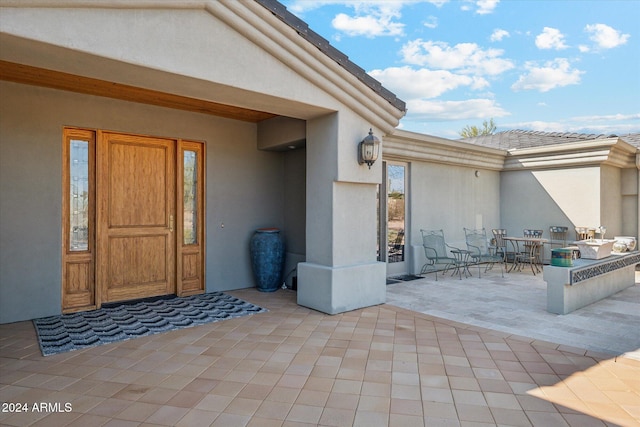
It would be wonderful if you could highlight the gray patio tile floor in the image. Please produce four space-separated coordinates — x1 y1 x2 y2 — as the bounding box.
386 267 640 359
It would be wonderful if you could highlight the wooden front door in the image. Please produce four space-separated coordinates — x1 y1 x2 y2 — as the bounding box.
97 132 176 304
62 128 205 312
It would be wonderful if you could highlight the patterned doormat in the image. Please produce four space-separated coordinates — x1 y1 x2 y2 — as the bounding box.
386 274 423 284
33 292 267 356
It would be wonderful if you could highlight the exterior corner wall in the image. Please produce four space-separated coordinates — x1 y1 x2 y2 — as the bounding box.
283 147 306 287
0 84 62 323
600 164 623 236
297 261 386 314
0 81 288 323
500 167 600 243
297 112 387 314
620 166 639 239
409 162 500 273
257 117 306 150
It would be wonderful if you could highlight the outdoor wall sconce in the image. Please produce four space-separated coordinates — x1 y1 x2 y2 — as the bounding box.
358 128 380 169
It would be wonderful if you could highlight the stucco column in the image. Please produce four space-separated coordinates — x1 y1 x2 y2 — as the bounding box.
297 113 386 314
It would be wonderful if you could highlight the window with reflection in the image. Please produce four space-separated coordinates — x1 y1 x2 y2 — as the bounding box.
387 164 405 263
70 140 89 251
183 150 198 245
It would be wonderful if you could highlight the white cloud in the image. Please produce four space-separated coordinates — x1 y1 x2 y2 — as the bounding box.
490 29 510 42
535 27 568 50
369 66 488 99
400 39 515 76
460 0 499 14
476 0 499 14
405 98 509 121
507 114 640 135
511 58 583 92
314 1 454 38
585 23 630 49
327 2 408 37
285 1 449 16
423 16 438 29
571 113 640 124
332 12 404 37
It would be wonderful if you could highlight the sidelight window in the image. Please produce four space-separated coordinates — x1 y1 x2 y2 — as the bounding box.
183 150 198 245
69 140 90 251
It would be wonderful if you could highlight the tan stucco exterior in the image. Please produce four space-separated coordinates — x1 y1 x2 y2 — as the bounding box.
0 1 637 323
0 0 405 322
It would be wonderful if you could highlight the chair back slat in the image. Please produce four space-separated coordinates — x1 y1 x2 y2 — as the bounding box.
549 226 568 247
492 229 507 248
523 229 543 239
575 227 594 241
422 230 448 258
419 229 458 280
464 228 489 256
463 227 505 278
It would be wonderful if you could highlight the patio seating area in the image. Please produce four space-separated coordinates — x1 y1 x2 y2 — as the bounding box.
1 271 639 426
388 267 640 358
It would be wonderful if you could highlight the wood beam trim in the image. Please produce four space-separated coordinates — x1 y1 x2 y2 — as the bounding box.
0 60 276 122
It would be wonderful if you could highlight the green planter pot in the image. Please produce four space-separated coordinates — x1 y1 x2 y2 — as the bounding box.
551 248 573 267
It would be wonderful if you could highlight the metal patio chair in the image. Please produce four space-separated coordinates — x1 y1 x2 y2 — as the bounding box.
522 229 544 274
549 226 568 249
388 229 405 262
419 229 459 280
575 227 595 241
491 228 509 263
464 227 504 278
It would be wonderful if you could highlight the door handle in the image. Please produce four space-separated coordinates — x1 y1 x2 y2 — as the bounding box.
169 214 174 232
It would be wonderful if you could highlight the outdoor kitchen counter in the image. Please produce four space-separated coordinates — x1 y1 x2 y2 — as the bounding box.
544 251 640 315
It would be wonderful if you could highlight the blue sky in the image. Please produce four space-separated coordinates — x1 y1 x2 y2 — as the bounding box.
281 0 640 139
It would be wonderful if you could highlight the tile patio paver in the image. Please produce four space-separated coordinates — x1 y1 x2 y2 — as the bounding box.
0 275 638 426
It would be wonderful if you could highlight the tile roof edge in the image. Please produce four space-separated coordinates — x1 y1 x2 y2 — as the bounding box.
254 0 406 113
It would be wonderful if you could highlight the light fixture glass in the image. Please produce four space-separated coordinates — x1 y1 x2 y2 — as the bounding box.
358 128 380 169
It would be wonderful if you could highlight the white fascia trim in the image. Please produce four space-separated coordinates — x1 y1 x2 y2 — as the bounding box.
214 1 404 132
383 129 506 170
0 0 405 132
504 138 638 170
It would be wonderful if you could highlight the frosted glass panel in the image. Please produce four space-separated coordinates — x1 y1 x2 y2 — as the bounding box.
70 140 89 251
183 150 197 245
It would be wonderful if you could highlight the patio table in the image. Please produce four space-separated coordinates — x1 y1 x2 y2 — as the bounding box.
503 236 548 275
450 248 472 279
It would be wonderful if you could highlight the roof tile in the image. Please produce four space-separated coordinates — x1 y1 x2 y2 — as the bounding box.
460 130 640 150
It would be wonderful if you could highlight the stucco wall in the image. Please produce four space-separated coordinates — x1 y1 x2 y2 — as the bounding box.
0 81 295 323
601 164 623 236
621 167 639 237
499 166 607 261
283 148 306 286
408 161 501 273
500 167 601 239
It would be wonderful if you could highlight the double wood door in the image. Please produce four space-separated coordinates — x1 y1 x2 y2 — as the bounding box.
62 129 205 312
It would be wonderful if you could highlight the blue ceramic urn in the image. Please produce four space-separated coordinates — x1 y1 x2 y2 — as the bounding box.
250 228 285 292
